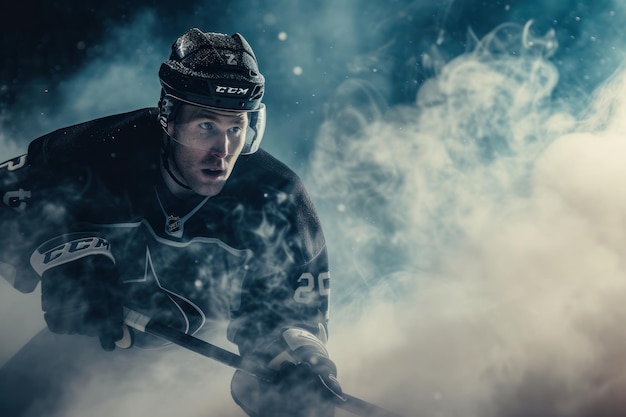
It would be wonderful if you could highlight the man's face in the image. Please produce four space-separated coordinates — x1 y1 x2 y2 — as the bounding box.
167 104 248 196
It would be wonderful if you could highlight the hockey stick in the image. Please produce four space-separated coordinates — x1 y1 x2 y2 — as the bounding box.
123 308 405 417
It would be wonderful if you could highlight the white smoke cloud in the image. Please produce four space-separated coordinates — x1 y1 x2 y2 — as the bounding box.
311 20 626 417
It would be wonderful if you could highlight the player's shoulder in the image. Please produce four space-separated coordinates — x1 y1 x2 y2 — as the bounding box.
233 148 303 189
27 108 161 170
225 148 319 217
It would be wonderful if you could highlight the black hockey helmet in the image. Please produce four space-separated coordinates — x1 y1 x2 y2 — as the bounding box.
158 28 266 154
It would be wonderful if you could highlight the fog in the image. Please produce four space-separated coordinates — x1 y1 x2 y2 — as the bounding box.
315 20 626 417
2 1 626 416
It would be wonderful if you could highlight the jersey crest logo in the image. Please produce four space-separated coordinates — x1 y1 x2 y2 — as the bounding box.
167 215 181 235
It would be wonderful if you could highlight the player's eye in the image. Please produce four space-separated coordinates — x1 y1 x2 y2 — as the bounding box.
229 126 243 136
198 122 216 131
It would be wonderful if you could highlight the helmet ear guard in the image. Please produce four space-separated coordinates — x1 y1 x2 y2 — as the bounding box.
157 92 177 130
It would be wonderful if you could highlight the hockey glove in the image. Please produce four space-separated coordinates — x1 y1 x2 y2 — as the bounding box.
30 233 124 351
268 328 344 403
232 327 344 417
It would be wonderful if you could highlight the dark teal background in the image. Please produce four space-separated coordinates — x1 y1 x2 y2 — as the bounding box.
2 0 624 164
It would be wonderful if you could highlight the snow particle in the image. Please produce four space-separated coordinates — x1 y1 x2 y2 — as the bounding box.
263 14 276 25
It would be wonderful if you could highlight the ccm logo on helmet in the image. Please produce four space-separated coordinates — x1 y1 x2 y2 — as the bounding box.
215 86 249 95
31 236 115 277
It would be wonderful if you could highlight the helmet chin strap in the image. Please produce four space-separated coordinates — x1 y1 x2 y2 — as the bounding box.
161 135 192 191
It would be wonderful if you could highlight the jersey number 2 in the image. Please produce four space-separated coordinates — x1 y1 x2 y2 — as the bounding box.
293 272 330 304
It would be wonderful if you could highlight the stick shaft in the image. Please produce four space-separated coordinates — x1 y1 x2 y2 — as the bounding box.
123 308 405 417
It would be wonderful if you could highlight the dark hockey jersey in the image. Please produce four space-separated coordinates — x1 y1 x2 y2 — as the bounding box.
0 108 330 355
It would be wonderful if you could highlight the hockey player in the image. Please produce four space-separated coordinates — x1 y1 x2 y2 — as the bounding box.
0 28 343 417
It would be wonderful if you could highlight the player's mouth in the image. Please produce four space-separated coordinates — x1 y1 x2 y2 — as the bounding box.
202 168 226 179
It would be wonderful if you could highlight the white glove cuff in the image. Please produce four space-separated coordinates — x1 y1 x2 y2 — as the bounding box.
30 232 115 277
267 327 329 371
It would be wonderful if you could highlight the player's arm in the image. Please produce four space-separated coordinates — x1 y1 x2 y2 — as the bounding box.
0 127 94 293
0 117 137 348
228 181 343 416
229 247 343 417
